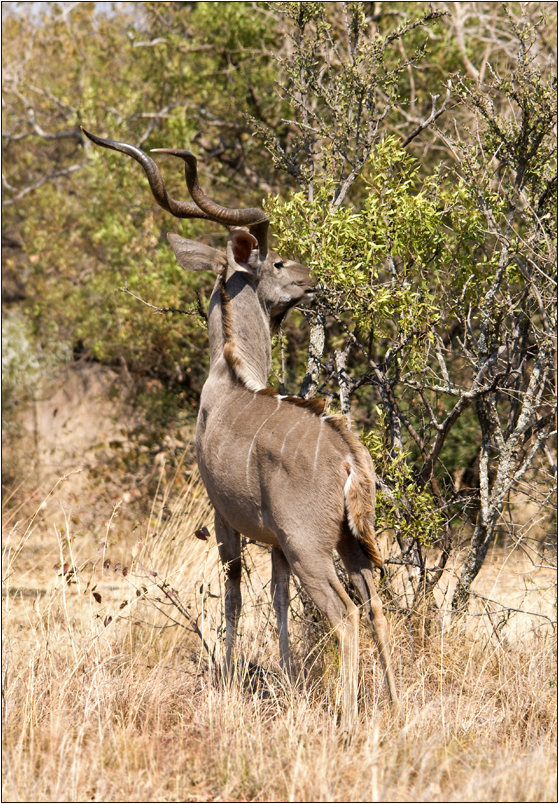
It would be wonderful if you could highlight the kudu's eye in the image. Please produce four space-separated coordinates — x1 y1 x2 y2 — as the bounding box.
274 260 283 270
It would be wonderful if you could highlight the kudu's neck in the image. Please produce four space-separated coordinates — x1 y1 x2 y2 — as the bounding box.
207 270 271 391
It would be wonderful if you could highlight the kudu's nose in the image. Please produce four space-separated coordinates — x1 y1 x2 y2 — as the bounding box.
303 274 319 298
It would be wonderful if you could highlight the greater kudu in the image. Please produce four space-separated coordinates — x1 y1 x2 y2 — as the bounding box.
82 127 397 734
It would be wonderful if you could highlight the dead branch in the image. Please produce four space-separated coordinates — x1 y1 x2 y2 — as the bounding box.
402 81 453 147
2 162 87 206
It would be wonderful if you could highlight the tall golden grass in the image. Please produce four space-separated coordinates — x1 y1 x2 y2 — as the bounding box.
2 465 557 802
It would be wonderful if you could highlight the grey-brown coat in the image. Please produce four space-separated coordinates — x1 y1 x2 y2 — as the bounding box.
81 128 397 734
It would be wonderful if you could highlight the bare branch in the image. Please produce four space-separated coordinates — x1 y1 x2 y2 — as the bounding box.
132 37 169 47
299 311 325 399
119 287 204 319
2 162 87 206
402 81 453 148
334 339 352 428
136 102 186 147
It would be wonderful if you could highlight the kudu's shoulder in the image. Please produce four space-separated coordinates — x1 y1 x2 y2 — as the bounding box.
256 386 326 416
255 387 374 468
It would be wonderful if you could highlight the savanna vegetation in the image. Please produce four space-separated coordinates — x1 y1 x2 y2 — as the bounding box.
2 3 557 801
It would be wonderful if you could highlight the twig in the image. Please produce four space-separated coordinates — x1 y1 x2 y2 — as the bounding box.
119 287 201 317
468 590 557 625
2 162 87 206
137 102 186 147
402 81 452 147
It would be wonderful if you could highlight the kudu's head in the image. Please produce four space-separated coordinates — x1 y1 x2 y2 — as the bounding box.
81 129 316 331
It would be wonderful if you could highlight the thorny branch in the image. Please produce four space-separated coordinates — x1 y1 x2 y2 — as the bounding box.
119 287 206 321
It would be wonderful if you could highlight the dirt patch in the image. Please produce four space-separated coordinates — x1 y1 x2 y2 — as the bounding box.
18 362 128 485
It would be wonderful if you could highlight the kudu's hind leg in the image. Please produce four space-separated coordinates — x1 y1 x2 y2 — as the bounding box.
337 533 398 706
271 546 291 674
215 514 241 677
284 548 360 735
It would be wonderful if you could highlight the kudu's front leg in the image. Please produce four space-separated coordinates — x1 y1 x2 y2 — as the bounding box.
215 514 241 678
271 546 292 675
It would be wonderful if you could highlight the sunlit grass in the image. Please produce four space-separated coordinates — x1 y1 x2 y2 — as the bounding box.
2 468 557 802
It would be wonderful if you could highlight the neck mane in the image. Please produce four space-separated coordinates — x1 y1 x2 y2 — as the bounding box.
208 270 330 425
207 269 336 425
207 271 271 392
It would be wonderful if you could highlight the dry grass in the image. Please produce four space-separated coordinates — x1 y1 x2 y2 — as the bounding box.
2 467 557 802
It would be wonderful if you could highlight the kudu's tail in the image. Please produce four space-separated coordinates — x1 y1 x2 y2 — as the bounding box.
343 460 384 569
326 417 384 570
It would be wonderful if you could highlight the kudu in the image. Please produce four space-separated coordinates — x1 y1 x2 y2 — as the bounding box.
82 127 397 734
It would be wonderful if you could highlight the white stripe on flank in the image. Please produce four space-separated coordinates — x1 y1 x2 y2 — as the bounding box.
280 419 301 459
289 411 307 464
313 418 323 475
208 391 257 457
245 396 282 500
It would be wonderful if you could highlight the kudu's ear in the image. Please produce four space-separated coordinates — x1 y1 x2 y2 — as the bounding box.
226 229 260 275
167 233 226 273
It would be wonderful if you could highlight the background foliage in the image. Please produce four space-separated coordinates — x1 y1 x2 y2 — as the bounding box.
2 2 557 617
